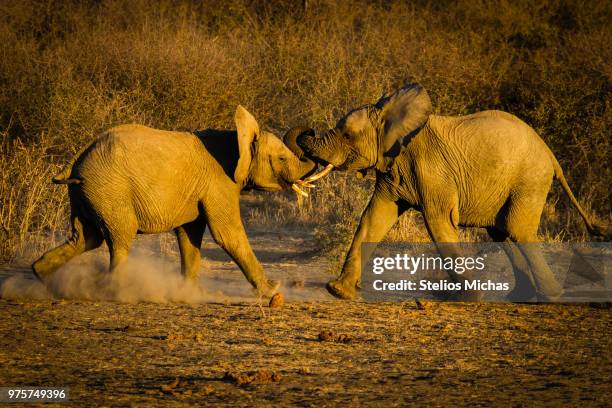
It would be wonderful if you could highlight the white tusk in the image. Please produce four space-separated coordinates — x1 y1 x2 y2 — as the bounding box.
292 183 309 197
296 180 315 189
303 164 334 183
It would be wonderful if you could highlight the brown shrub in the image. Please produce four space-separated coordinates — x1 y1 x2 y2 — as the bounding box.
0 0 609 262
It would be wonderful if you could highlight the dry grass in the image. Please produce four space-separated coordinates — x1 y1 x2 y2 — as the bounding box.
1 0 610 262
1 298 610 405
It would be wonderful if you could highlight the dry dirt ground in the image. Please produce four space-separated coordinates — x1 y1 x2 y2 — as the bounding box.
0 218 610 406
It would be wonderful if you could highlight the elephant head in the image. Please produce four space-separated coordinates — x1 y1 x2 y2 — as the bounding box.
233 105 318 194
297 83 432 174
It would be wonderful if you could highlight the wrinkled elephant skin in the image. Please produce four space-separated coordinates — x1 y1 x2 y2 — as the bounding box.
33 106 316 297
298 83 608 302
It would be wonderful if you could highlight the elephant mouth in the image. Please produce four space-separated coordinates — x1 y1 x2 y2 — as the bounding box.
290 164 334 197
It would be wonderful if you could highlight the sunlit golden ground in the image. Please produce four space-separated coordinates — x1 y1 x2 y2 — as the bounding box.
1 298 610 406
1 226 610 406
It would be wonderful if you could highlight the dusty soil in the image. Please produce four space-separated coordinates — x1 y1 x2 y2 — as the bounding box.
0 222 610 406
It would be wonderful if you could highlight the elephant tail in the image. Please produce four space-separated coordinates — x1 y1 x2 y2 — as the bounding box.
550 153 610 239
52 164 81 185
51 139 98 185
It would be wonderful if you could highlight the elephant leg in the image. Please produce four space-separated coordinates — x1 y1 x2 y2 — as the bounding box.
204 200 278 297
506 201 562 302
486 227 536 301
104 219 137 280
328 193 406 300
423 211 482 301
108 241 131 276
32 214 103 282
513 241 562 302
175 218 205 283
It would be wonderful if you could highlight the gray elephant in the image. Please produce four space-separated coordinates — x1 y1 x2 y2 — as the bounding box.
33 105 325 297
297 83 608 301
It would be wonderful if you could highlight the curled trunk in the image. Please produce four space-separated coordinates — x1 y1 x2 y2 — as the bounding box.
283 126 315 162
297 129 350 168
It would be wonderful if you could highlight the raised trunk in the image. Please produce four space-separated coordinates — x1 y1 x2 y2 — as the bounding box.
284 127 336 197
283 127 317 178
297 129 349 168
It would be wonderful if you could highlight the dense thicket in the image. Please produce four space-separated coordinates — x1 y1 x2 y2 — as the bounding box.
1 0 610 260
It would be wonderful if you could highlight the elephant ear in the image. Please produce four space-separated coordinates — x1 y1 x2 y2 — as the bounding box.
375 83 432 166
234 105 260 184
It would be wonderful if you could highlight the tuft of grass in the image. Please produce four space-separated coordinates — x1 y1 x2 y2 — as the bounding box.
1 0 610 262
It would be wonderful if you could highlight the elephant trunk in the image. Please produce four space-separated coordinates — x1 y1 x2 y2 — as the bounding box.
283 126 314 162
283 126 317 185
284 127 334 197
297 128 349 168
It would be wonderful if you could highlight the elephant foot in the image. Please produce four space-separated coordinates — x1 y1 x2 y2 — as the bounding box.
506 285 537 303
256 279 281 298
31 261 51 284
506 280 562 303
535 281 563 303
535 290 563 303
31 263 43 282
184 273 201 285
326 279 358 300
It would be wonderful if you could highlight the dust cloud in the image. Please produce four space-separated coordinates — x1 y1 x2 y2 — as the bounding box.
0 249 257 304
1 232 332 303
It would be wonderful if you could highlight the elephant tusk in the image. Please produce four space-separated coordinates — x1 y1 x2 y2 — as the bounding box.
292 164 333 197
303 164 334 183
292 183 309 197
296 180 315 189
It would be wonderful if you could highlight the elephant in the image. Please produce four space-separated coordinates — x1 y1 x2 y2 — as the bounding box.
32 105 327 297
297 83 609 302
